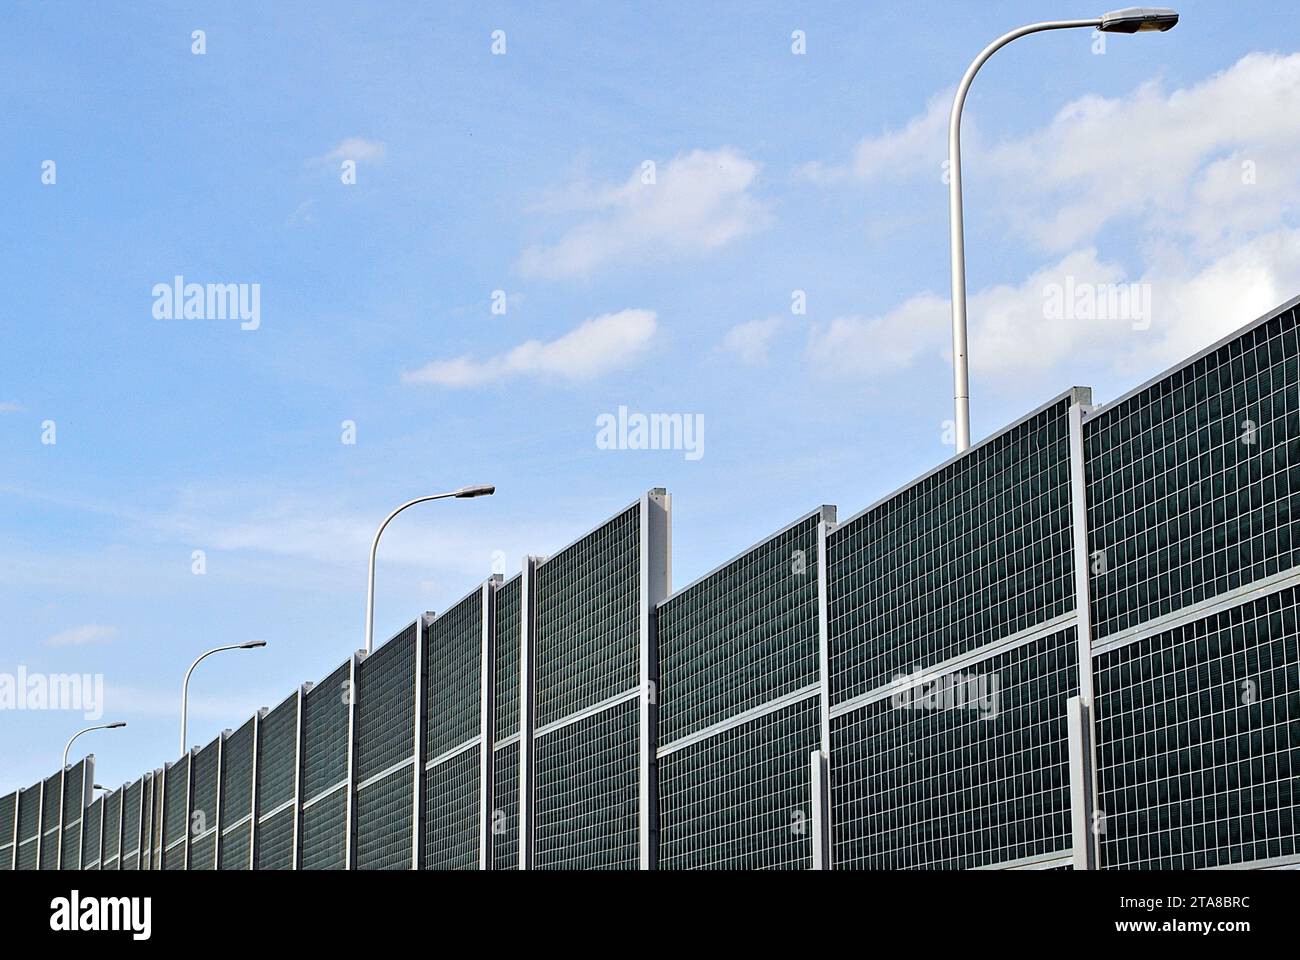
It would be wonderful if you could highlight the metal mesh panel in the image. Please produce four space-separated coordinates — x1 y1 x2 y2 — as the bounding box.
163 840 185 870
831 628 1077 869
120 779 143 869
659 510 825 743
426 587 483 760
423 746 479 869
659 696 820 870
491 739 519 870
534 697 639 870
220 718 255 826
495 575 522 743
190 738 220 849
163 753 190 853
220 820 250 870
301 787 347 870
1095 586 1300 869
255 806 295 870
355 765 413 870
188 831 217 871
102 788 122 867
303 662 350 802
535 502 641 727
58 760 86 869
82 797 103 868
357 623 416 782
0 791 15 870
1086 303 1300 640
257 693 299 813
39 771 62 869
827 393 1078 703
150 770 165 869
138 776 153 870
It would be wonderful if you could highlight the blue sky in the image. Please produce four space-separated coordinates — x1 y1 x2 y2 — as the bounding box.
3 0 1299 793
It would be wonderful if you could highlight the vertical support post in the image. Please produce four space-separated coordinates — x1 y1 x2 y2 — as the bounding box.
213 730 229 870
413 616 432 871
34 781 44 871
815 512 836 870
8 788 19 870
78 755 95 869
810 751 830 870
293 684 310 871
249 708 266 870
478 579 498 870
1068 399 1101 870
180 750 195 870
92 792 105 870
140 774 152 871
518 556 540 871
639 489 671 871
55 766 66 870
344 650 363 871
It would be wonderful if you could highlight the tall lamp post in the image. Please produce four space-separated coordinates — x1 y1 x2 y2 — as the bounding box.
947 6 1178 452
180 641 267 754
365 484 495 655
62 721 126 770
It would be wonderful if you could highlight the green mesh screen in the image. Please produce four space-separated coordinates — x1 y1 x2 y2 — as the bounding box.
355 763 413 870
82 796 103 868
149 770 165 869
219 820 250 870
301 786 347 870
120 779 143 869
257 692 299 814
491 739 519 870
220 718 255 827
1094 586 1300 869
658 510 825 742
423 745 479 869
163 753 190 855
1085 303 1300 639
425 587 484 761
534 696 639 870
831 628 1077 869
303 662 350 802
827 393 1079 704
0 791 16 870
16 782 41 870
494 575 522 741
535 503 641 727
659 697 820 870
189 738 220 851
357 623 416 782
255 806 295 870
39 771 62 869
58 759 87 870
102 788 122 868
188 831 217 871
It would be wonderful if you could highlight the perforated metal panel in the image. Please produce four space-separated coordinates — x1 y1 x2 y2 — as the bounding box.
495 575 522 741
256 806 295 870
149 769 165 869
355 764 413 870
82 796 103 869
219 718 255 869
301 661 350 870
120 778 143 870
301 786 347 870
827 392 1082 704
831 629 1077 869
355 624 417 870
0 791 16 870
491 739 519 870
189 737 221 864
257 693 299 815
15 782 40 871
657 508 830 869
102 788 122 868
162 753 190 867
39 771 62 869
534 696 639 870
1085 302 1300 640
220 820 251 871
1094 586 1300 869
188 832 217 871
425 587 483 762
59 759 88 869
424 745 480 869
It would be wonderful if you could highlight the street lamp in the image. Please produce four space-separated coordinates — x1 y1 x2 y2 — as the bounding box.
947 7 1178 452
180 641 267 754
62 721 126 770
365 484 495 654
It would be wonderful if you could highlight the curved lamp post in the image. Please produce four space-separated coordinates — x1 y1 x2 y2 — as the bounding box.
62 721 126 769
365 484 495 654
947 7 1179 452
180 641 267 754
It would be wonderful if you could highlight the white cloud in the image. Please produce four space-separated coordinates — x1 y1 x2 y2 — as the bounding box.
0 402 22 414
797 91 952 184
806 293 949 378
45 624 119 647
312 136 387 164
402 309 657 387
518 149 768 278
722 317 784 365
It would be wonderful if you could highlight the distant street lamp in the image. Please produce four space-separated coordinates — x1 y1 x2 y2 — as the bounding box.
947 7 1178 451
180 641 266 754
365 485 495 655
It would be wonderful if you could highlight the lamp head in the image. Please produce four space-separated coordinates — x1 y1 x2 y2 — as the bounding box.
1099 7 1178 33
455 484 496 499
241 640 268 650
106 721 126 729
